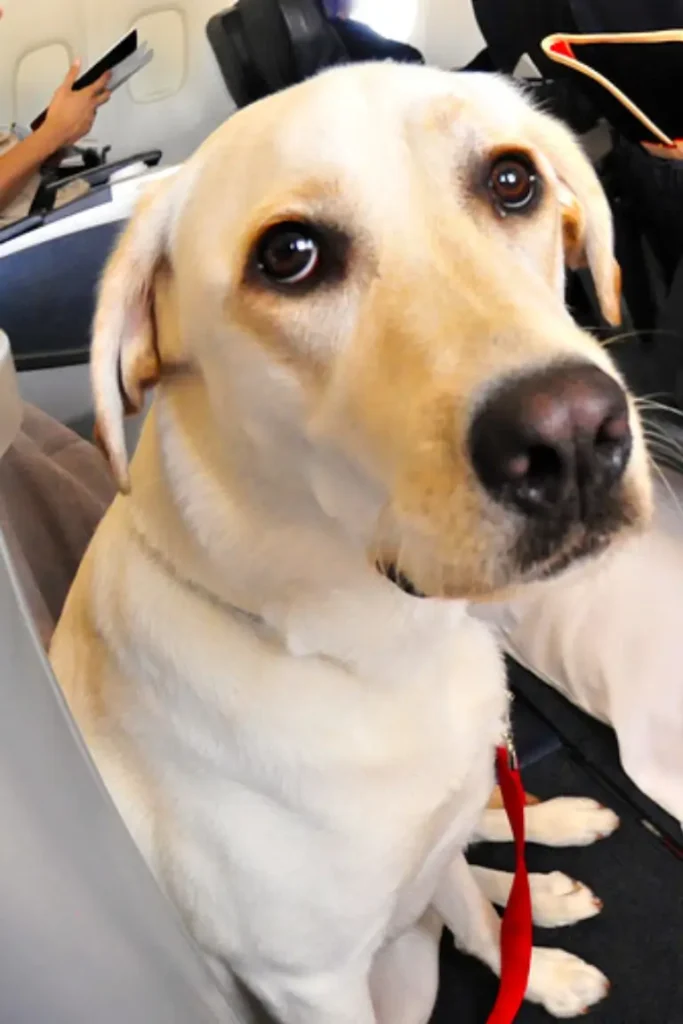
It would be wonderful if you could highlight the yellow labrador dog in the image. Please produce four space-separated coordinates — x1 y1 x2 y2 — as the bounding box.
51 64 652 1024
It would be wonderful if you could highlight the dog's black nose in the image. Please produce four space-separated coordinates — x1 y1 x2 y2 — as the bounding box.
468 363 632 515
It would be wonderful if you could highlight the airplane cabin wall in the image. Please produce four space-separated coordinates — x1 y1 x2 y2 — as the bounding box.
0 0 236 166
418 0 485 70
0 1 485 170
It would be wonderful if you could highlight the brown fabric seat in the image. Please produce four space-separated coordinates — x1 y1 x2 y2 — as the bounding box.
0 403 116 646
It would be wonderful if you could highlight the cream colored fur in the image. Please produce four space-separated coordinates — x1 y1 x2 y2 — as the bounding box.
51 64 651 1024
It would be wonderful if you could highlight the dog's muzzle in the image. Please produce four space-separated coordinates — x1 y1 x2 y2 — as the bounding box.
469 360 636 579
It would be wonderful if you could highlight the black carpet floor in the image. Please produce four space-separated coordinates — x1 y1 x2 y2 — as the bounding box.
431 670 683 1023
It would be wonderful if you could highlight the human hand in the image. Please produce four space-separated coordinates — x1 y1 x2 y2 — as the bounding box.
42 61 111 149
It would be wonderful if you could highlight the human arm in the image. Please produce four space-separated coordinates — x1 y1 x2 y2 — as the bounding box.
0 61 111 212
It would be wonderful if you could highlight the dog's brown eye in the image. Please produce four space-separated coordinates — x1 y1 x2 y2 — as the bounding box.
488 154 539 213
257 223 320 286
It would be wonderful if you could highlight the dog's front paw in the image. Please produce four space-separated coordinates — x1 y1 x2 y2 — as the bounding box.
529 871 602 928
525 797 619 847
527 947 609 1018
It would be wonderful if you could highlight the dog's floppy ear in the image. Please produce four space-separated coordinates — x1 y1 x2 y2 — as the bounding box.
91 179 174 493
533 114 621 327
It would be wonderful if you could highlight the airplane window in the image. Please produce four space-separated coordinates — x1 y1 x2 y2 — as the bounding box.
351 0 419 42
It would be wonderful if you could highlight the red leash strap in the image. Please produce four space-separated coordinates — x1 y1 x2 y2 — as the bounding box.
486 744 533 1024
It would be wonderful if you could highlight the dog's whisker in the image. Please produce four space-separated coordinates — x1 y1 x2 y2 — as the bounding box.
643 436 682 460
637 392 683 408
600 329 640 347
642 419 683 441
571 325 673 346
643 427 683 463
602 327 679 347
641 437 683 468
642 434 683 467
645 448 683 476
642 424 683 459
637 397 683 423
647 456 683 478
651 458 683 523
642 424 683 446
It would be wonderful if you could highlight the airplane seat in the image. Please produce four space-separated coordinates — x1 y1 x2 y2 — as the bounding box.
0 2 164 229
0 330 255 1024
0 164 177 437
206 0 424 110
0 1 239 432
81 0 235 166
0 0 235 168
0 0 239 240
207 0 350 108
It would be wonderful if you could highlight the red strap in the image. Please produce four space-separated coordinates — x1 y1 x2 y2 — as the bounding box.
486 747 533 1024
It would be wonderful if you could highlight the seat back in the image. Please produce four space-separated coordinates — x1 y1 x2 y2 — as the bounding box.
0 165 176 373
0 332 251 1023
207 0 349 109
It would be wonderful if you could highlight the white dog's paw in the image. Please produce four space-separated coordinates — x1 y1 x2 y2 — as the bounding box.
529 871 602 928
527 947 609 1018
525 797 620 847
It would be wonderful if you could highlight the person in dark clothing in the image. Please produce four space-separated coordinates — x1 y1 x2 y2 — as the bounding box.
322 0 425 64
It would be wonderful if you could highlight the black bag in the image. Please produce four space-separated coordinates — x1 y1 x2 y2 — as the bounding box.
473 0 683 412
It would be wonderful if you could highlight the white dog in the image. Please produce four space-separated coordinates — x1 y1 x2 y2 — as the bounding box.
50 63 652 1024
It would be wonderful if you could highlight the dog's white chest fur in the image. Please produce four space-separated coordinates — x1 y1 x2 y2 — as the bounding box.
164 624 503 979
53 501 506 992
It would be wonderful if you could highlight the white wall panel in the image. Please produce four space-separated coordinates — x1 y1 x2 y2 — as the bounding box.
82 0 234 164
0 1 86 129
129 9 186 102
0 0 488 166
419 0 484 70
0 0 234 164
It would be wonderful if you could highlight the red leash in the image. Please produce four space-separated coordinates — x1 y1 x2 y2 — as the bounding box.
486 739 533 1024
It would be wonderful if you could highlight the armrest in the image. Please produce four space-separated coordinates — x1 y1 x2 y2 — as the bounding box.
0 214 45 246
49 146 109 181
28 151 163 217
0 152 163 251
43 150 162 196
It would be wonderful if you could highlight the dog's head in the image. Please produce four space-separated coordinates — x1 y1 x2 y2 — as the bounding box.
92 64 652 601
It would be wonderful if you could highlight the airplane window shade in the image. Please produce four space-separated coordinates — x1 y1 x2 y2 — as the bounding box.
351 0 419 42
